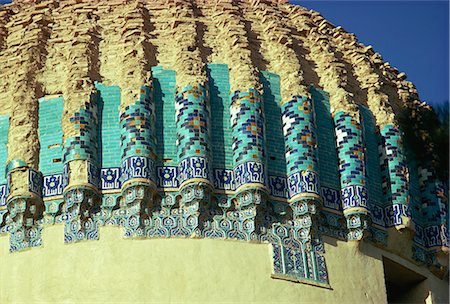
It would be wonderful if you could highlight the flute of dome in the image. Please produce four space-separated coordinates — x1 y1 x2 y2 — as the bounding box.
418 167 449 254
2 4 52 252
300 24 370 240
200 0 268 239
281 96 320 230
175 84 211 236
155 0 211 236
203 0 267 239
248 1 321 239
104 2 157 238
119 85 157 237
202 0 261 92
59 2 101 244
327 27 413 232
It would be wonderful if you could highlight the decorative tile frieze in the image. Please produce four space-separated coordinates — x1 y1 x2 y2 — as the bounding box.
157 166 178 188
341 184 368 210
269 175 288 198
28 169 43 196
0 184 7 207
178 156 210 186
384 203 409 227
234 161 266 190
287 170 320 199
121 156 155 185
320 186 341 211
100 168 121 190
214 168 235 191
43 174 64 197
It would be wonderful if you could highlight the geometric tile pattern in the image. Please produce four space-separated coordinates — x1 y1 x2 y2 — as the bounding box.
120 86 156 161
119 86 156 186
0 183 8 207
334 111 369 240
100 168 121 190
380 124 410 224
334 111 366 188
176 84 210 186
334 111 367 210
28 168 43 196
282 96 320 201
417 168 449 249
43 174 64 197
281 96 318 175
63 94 99 165
272 242 328 286
230 89 266 191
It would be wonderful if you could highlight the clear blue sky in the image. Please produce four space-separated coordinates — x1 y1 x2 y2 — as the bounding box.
1 0 448 106
292 0 449 107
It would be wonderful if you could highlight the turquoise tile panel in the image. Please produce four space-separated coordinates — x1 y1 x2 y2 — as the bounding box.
0 115 9 184
359 105 384 206
260 71 286 176
207 64 233 169
310 86 340 189
38 97 64 175
152 66 177 166
96 83 121 168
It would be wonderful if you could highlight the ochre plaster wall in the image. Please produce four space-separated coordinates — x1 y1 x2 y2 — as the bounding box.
1 225 447 303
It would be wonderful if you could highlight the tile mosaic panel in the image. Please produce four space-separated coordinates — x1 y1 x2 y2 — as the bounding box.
100 167 121 190
121 156 155 185
0 183 7 207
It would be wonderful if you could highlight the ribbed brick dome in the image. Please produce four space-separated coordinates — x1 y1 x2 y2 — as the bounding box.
0 0 447 297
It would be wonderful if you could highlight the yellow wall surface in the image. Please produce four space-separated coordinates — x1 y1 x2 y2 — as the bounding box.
0 225 448 304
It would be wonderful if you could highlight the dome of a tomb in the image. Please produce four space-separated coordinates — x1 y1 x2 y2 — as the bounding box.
0 0 448 303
